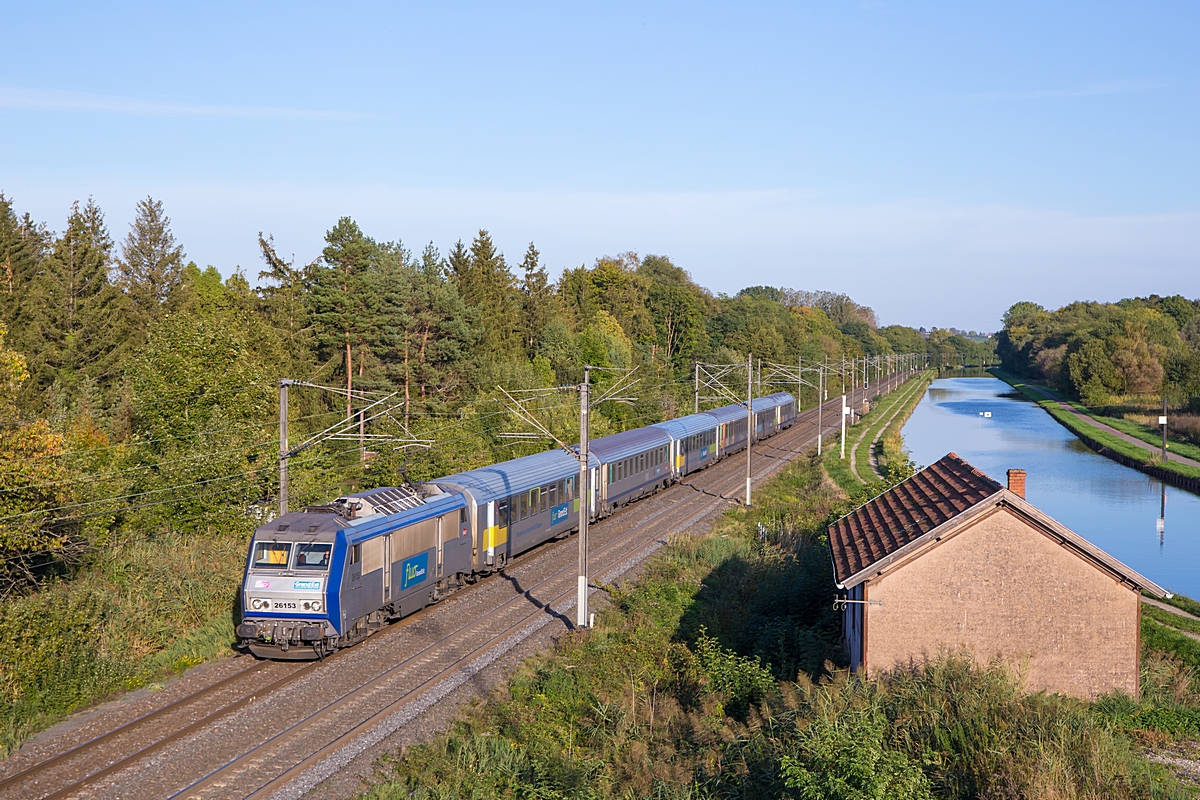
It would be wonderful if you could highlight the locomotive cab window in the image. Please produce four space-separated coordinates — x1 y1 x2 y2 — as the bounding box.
349 543 361 566
294 543 332 570
253 542 291 568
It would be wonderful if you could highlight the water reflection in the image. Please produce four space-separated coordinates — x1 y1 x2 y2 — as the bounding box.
902 377 1199 598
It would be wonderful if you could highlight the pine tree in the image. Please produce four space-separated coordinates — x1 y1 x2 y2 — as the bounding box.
25 199 135 403
257 232 314 368
309 217 378 417
457 230 520 359
420 242 445 279
0 197 52 366
518 242 556 357
114 196 185 329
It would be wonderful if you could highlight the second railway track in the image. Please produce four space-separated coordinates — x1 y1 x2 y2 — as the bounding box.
0 372 913 800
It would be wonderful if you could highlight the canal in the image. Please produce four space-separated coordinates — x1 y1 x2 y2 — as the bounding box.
901 376 1200 599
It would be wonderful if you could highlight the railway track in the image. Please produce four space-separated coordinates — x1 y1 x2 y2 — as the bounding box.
0 372 914 800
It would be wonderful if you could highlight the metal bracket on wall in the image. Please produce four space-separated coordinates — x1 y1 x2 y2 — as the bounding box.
832 598 884 610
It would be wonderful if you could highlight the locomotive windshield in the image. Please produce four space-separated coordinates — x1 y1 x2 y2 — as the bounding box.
293 543 332 570
253 542 291 568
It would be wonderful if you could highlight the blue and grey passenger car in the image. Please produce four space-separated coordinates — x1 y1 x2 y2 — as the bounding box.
427 448 599 569
764 391 797 430
706 403 752 458
586 426 673 514
652 413 720 478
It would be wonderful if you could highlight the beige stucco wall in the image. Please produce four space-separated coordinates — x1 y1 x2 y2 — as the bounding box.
864 507 1140 699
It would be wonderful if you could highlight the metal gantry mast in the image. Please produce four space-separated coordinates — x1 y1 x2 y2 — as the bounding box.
277 379 432 516
495 367 639 629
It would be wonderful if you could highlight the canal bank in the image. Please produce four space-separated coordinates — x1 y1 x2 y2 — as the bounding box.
991 370 1200 496
901 377 1200 600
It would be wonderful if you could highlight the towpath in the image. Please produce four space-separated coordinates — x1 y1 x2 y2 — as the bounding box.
1017 381 1200 470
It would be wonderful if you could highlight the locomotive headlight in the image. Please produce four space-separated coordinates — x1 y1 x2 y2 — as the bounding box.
251 598 264 610
312 600 322 612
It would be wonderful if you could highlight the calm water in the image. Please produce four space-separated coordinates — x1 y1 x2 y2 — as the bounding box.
901 377 1200 599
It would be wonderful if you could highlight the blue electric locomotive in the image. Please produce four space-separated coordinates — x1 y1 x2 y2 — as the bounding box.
238 393 796 659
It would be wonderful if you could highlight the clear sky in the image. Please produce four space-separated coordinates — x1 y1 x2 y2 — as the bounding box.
2 2 1196 332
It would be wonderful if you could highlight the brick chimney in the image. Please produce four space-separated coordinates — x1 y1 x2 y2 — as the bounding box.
1007 469 1026 499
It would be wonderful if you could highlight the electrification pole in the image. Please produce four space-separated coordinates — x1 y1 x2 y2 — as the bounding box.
279 379 291 515
694 362 700 414
746 352 753 508
578 367 591 628
840 394 848 459
816 365 823 456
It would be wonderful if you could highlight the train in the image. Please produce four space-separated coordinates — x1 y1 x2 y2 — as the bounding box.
236 392 798 659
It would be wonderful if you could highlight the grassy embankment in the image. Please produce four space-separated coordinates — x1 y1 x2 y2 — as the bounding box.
0 531 247 755
1019 383 1200 465
831 369 933 499
361 439 1198 799
991 371 1200 484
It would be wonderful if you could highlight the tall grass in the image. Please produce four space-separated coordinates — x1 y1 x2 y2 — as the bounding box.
358 449 1195 799
0 530 245 753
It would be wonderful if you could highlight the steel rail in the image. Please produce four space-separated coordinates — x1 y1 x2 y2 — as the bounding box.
0 659 271 794
171 381 905 799
16 374 908 800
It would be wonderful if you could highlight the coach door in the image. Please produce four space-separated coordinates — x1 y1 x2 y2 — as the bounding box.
383 536 392 601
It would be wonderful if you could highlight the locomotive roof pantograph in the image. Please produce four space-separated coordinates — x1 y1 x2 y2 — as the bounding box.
343 491 466 544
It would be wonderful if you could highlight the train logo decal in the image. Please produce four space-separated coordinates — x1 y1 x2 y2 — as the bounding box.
700 446 709 458
550 502 570 525
401 552 429 589
293 580 321 591
254 579 271 589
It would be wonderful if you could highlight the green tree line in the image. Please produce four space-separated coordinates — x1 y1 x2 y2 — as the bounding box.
997 296 1200 407
0 192 938 596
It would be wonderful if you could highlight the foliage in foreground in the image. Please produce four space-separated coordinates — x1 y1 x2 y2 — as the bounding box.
0 531 244 754
361 451 1193 800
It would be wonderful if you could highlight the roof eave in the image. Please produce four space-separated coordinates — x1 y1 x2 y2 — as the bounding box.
835 489 1004 589
834 488 1171 598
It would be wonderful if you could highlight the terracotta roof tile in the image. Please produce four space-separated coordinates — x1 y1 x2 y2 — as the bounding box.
828 453 1002 584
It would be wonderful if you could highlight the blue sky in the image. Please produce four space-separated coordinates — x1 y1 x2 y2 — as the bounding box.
1 2 1196 331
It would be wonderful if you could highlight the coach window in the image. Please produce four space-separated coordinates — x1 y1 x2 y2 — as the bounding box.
518 492 528 521
540 486 548 513
529 487 539 515
566 476 574 500
548 482 558 508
